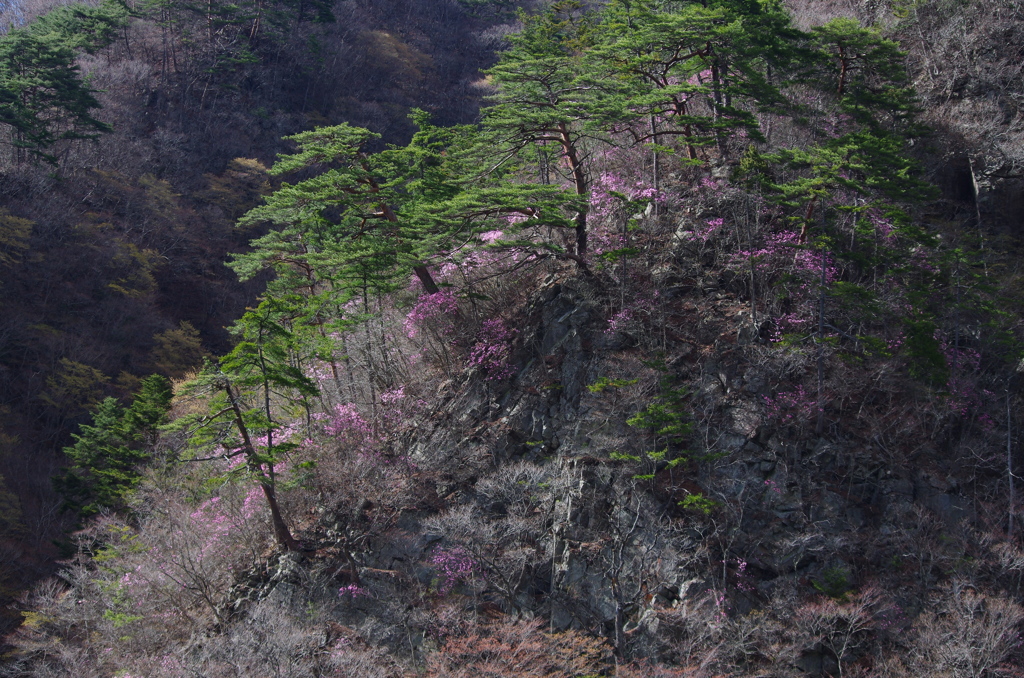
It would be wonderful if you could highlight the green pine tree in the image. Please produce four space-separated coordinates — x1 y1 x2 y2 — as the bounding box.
234 121 442 303
172 300 318 550
53 375 173 517
0 1 129 162
738 16 939 384
480 0 597 258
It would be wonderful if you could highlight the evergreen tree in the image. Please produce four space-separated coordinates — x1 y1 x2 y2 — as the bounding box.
0 1 129 162
590 0 747 159
24 0 131 55
173 300 318 550
234 121 443 302
739 16 939 384
382 110 583 277
806 18 921 134
53 375 173 517
588 0 800 160
480 0 597 258
0 31 108 161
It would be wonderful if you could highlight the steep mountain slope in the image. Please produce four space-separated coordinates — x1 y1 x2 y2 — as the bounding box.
2 0 1024 676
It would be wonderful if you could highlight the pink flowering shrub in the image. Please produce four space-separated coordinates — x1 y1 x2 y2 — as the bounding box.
589 170 665 222
324 402 372 438
730 229 840 342
762 385 819 427
73 479 274 651
732 230 839 289
604 288 658 336
338 583 371 599
685 217 724 244
935 333 997 425
467 318 517 381
376 385 428 438
404 289 459 339
586 144 669 262
318 402 379 455
431 547 479 595
605 308 634 335
425 221 528 293
184 487 263 562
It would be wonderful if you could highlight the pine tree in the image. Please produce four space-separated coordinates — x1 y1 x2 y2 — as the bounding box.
173 300 318 550
738 16 939 389
806 18 921 134
24 0 131 55
394 110 584 274
588 0 797 160
480 0 597 258
234 121 443 303
0 30 110 162
0 0 129 162
53 375 173 517
590 1 743 159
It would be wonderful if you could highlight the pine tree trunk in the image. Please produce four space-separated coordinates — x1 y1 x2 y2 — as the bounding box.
223 381 301 551
413 266 439 294
557 122 588 257
260 469 300 551
375 189 440 293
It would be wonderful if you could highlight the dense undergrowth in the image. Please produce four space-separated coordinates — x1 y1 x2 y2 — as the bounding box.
3 0 1024 675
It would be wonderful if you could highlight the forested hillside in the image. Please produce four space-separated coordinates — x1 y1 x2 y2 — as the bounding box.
0 0 518 628
3 0 1024 675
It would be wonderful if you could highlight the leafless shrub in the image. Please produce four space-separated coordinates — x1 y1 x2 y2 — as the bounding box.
0 640 105 678
424 503 544 613
721 605 800 674
887 504 983 592
187 602 317 678
657 593 728 669
130 479 271 623
912 582 1024 678
795 587 884 678
785 0 874 29
615 662 701 677
424 616 612 677
990 541 1024 594
475 462 555 518
304 432 413 525
322 638 405 678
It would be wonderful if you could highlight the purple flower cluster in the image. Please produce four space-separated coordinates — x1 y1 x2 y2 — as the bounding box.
324 403 373 439
589 170 664 221
936 332 996 423
731 229 841 342
404 289 459 339
733 558 755 593
605 290 656 334
699 175 720 191
338 583 370 599
763 385 819 426
467 318 517 381
734 230 839 286
867 210 896 239
323 403 380 453
605 308 634 335
431 547 478 595
185 488 263 562
685 217 724 244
